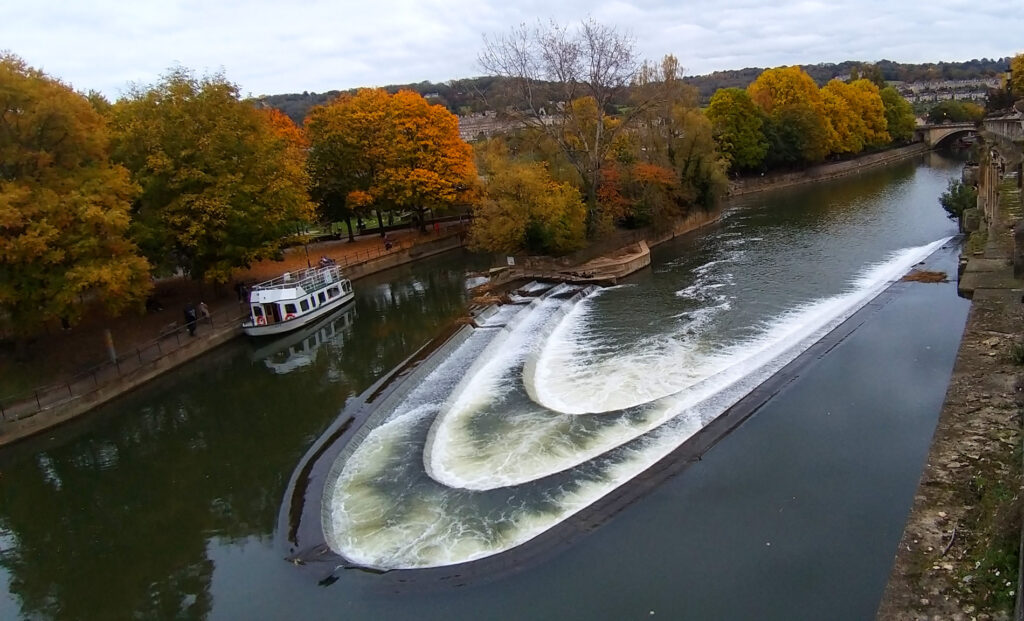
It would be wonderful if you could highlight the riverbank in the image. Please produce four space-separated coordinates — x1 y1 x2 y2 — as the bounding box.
729 143 931 197
0 229 467 446
877 142 1023 619
0 142 940 444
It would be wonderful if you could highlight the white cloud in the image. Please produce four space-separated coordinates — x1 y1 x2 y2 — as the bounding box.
4 0 1022 98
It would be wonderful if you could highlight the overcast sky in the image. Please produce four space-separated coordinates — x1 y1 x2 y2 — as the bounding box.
6 0 1022 98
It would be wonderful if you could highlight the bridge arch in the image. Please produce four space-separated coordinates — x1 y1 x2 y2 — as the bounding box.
916 123 977 148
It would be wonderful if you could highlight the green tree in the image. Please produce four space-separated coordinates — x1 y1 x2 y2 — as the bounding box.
0 54 150 336
706 88 768 172
762 103 830 167
927 99 984 124
939 178 977 220
880 86 916 142
110 68 314 283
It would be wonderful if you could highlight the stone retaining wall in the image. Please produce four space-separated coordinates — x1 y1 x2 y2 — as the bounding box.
729 143 930 197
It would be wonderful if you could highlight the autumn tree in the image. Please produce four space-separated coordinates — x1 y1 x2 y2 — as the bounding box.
470 139 585 254
306 89 476 236
749 66 830 165
821 79 890 154
376 91 477 232
1009 53 1024 97
479 19 645 235
0 54 150 336
305 88 390 241
110 68 314 283
706 88 768 172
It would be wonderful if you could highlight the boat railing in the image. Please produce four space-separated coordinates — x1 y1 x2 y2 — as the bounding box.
249 265 345 295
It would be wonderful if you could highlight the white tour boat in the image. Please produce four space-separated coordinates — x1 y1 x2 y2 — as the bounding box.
242 265 354 337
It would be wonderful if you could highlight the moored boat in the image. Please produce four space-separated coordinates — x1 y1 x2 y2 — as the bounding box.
242 265 354 337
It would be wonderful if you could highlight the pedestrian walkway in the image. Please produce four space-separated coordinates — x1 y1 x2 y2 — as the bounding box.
0 225 464 442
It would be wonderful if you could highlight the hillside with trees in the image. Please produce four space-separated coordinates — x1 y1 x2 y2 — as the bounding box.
258 57 1012 123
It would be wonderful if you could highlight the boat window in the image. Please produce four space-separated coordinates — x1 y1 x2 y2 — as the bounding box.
318 292 327 304
327 286 339 298
300 299 310 312
343 282 351 293
252 306 264 317
284 303 298 314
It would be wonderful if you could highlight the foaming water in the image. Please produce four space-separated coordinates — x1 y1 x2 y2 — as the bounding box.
325 238 950 569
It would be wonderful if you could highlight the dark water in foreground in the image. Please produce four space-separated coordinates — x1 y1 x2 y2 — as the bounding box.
0 151 970 619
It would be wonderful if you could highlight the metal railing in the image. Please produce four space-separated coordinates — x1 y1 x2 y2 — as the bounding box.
0 227 469 425
0 307 243 423
250 265 345 293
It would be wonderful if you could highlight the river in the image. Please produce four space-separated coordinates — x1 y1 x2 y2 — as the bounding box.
0 150 970 620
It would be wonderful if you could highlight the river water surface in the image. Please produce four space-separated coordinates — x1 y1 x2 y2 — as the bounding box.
0 151 970 619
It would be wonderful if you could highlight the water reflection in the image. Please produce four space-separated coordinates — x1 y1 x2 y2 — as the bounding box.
250 302 357 375
0 251 484 620
0 152 971 618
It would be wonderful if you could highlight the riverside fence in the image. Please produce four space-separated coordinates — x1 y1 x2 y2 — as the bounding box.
0 225 470 428
0 307 243 423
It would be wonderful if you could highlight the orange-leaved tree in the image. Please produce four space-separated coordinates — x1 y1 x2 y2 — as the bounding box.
305 88 390 241
375 91 476 232
306 89 476 237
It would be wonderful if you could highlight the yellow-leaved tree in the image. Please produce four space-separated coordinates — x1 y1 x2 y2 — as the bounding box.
0 54 151 337
470 139 585 255
821 78 889 154
748 66 831 165
1010 53 1024 97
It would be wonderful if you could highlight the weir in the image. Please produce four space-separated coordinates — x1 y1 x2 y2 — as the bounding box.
317 236 954 572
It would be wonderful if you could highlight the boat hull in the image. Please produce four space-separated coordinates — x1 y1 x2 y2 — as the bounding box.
242 290 355 337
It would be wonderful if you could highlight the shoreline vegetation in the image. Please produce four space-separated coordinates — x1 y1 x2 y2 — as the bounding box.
1 138 931 445
4 26 1000 360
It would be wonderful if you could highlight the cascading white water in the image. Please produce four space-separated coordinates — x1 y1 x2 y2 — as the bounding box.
325 238 950 570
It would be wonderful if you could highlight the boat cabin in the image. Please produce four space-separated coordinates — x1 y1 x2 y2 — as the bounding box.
248 266 353 328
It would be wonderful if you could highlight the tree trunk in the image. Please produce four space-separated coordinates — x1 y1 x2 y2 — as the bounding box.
417 207 428 234
376 209 386 237
344 214 355 242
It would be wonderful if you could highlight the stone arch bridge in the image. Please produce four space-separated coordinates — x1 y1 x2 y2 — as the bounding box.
915 122 977 147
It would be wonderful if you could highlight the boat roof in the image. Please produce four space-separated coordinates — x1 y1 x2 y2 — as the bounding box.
250 265 347 294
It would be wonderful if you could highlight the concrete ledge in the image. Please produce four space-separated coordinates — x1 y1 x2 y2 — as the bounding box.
0 323 241 446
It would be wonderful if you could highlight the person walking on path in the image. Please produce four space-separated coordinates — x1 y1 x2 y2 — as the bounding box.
184 304 198 336
198 301 211 326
